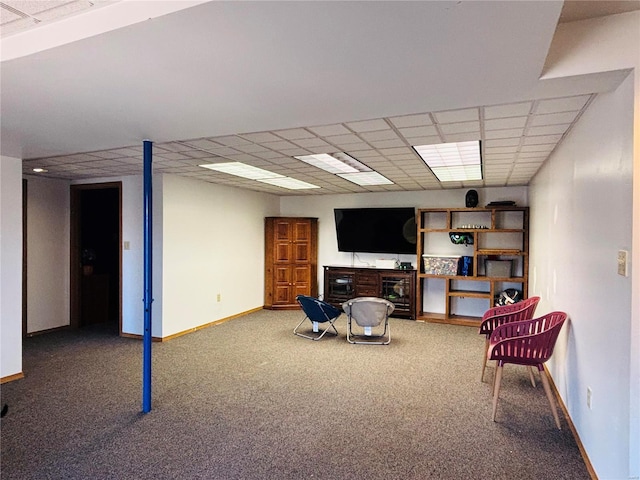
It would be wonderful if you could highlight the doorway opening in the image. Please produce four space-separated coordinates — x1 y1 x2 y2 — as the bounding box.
70 183 122 333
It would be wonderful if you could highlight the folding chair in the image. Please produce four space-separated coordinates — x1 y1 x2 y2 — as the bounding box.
294 295 341 341
342 297 394 345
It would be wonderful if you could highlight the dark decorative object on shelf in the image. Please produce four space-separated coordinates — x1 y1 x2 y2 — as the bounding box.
465 189 478 208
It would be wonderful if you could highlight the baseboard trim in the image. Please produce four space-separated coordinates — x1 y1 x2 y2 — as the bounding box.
544 365 598 480
1 372 25 384
120 306 264 342
25 325 70 337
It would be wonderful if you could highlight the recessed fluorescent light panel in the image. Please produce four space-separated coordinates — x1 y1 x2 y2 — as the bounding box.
337 171 393 186
200 162 283 180
294 152 393 186
199 162 319 190
294 152 371 174
413 141 482 182
257 177 320 190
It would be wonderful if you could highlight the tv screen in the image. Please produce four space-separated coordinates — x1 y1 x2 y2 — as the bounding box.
334 207 416 254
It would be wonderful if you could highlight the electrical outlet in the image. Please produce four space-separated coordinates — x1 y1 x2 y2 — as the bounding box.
216 293 221 302
587 387 593 410
617 250 628 276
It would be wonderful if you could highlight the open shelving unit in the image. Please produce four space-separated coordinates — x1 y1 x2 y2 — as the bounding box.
416 207 529 326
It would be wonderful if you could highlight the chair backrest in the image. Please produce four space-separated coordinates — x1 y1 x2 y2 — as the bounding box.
342 297 395 327
489 311 567 366
479 296 540 335
296 295 341 323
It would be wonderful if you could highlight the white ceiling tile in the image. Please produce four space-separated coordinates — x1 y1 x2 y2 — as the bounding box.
530 112 579 126
345 118 389 132
274 128 315 140
433 108 479 123
484 117 527 130
85 150 120 159
442 132 481 143
439 121 480 134
348 149 381 158
241 132 282 143
156 152 191 161
534 95 591 114
526 124 569 136
250 150 282 160
308 124 351 137
405 135 442 146
484 102 533 119
523 134 562 145
287 137 327 149
324 134 362 146
398 125 438 138
485 146 518 154
278 148 310 156
359 130 398 142
518 152 549 159
261 140 297 151
232 143 269 154
484 138 521 148
377 147 413 156
210 135 252 147
370 139 405 149
484 152 517 160
183 139 224 150
483 128 523 139
520 144 555 153
388 113 433 128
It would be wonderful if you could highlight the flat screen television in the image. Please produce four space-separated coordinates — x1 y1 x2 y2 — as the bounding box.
334 207 417 254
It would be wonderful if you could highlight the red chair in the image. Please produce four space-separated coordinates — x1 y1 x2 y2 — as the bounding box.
478 296 540 382
488 311 567 429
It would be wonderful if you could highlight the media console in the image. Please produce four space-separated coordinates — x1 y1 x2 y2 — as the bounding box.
323 266 416 319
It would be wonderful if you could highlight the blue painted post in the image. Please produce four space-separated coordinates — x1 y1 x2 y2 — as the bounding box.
142 140 153 413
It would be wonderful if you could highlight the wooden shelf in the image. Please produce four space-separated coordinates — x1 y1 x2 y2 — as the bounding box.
448 290 491 299
416 206 529 325
416 312 481 327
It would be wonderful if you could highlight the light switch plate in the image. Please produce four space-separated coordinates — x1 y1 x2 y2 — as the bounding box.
617 250 628 277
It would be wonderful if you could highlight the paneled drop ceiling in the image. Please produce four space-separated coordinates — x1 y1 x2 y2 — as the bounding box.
2 1 639 195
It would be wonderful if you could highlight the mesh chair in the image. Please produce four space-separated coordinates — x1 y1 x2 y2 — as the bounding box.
294 295 341 341
478 296 540 383
489 311 567 429
342 297 394 345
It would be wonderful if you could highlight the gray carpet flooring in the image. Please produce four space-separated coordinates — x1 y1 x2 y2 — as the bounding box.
0 309 590 479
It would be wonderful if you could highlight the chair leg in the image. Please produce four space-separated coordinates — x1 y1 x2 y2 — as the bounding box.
480 337 489 382
492 363 503 422
527 366 537 387
539 367 561 430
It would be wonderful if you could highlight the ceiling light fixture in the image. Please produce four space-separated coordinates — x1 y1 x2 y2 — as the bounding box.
32 167 48 173
413 140 482 182
294 152 393 186
200 162 283 180
199 162 319 190
257 177 320 190
294 152 370 174
337 171 393 186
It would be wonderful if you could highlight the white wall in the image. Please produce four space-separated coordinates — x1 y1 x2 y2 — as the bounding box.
0 157 23 379
529 75 634 480
281 186 527 307
540 12 640 479
25 176 70 333
160 174 279 337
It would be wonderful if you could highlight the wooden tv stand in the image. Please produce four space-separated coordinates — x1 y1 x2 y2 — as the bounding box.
323 265 416 319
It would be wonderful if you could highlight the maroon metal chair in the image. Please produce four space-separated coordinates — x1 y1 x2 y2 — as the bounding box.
488 311 567 429
478 296 540 382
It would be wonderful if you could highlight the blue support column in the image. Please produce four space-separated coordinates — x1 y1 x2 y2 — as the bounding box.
142 140 153 413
